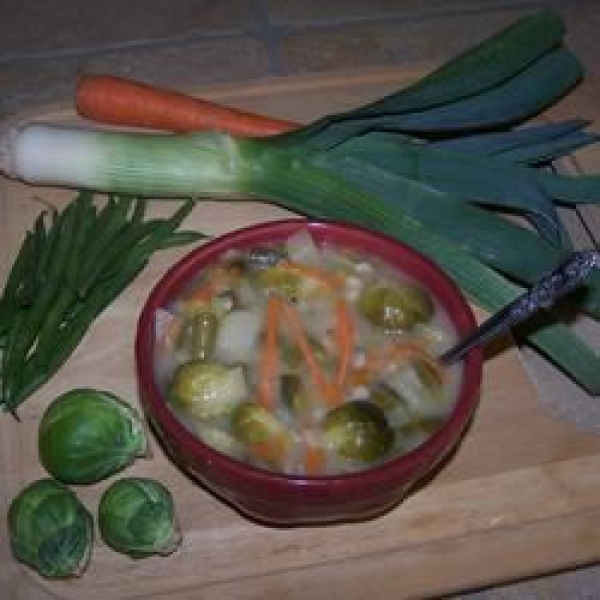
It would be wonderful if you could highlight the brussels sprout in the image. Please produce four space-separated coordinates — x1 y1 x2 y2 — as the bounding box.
257 266 302 300
98 477 181 559
38 389 147 485
231 402 290 464
8 478 93 578
169 361 247 418
359 283 434 331
323 401 394 462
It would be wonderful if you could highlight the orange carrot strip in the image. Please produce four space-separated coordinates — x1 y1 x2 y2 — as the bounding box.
304 436 326 476
334 299 355 390
249 437 288 465
76 75 298 137
279 261 344 290
280 302 341 406
258 296 283 409
185 268 231 306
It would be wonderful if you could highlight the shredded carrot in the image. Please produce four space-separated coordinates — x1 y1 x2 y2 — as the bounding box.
304 436 326 476
185 268 231 307
279 302 341 406
76 75 298 137
249 438 287 465
279 261 344 290
258 295 283 410
334 299 355 390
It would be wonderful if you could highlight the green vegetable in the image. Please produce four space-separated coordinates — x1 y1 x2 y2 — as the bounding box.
257 265 303 300
0 192 206 414
177 310 218 361
1 10 599 394
359 283 434 331
8 478 93 578
324 401 394 462
282 9 569 147
98 477 181 559
169 361 248 418
231 401 290 464
38 388 147 484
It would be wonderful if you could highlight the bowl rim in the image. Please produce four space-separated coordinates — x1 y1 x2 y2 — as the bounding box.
135 218 483 491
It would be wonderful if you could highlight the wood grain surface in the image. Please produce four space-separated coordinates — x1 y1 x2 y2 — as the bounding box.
1 67 599 600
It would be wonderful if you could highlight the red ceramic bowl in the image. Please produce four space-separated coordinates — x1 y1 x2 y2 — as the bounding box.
135 219 482 525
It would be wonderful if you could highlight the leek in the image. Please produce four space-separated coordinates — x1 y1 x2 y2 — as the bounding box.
2 123 600 393
1 9 600 397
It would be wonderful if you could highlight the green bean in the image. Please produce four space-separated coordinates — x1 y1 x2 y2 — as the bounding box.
64 192 97 290
17 212 49 305
27 259 148 391
2 193 201 413
155 230 208 250
130 197 148 225
0 208 49 329
1 311 28 406
36 208 60 281
0 232 36 344
74 195 133 291
2 204 77 401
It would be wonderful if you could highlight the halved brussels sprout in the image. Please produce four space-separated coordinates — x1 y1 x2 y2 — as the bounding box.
359 283 434 331
169 361 247 419
323 401 394 462
231 402 290 464
8 478 93 578
256 266 302 300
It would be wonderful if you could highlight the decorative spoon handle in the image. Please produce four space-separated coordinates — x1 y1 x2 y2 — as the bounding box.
439 250 600 365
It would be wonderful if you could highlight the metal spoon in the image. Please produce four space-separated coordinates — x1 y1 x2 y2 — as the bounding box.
439 249 600 365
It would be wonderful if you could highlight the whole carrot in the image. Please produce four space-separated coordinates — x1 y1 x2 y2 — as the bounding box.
76 75 298 137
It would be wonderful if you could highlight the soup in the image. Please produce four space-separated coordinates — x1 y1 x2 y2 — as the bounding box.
154 228 462 476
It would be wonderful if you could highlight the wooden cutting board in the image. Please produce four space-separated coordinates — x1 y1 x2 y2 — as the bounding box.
1 66 600 600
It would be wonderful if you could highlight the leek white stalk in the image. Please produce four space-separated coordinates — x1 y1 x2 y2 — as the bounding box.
1 123 248 197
